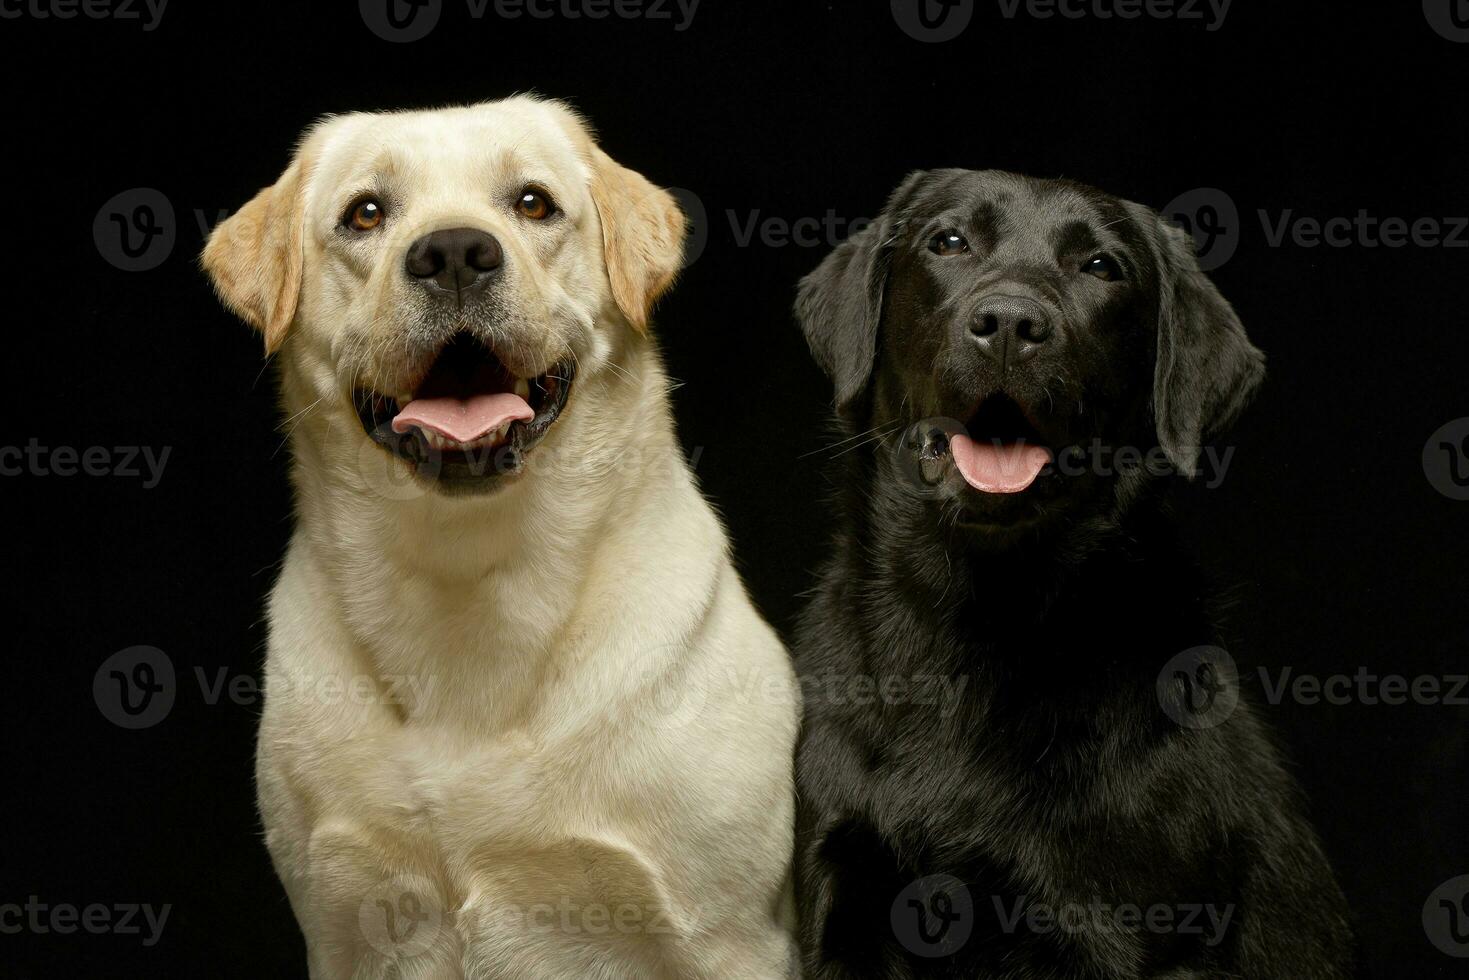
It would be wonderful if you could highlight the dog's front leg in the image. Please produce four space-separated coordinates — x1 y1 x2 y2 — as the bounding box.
795 811 910 979
296 818 464 980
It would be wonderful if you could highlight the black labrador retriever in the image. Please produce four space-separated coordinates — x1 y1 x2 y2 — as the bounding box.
792 170 1353 979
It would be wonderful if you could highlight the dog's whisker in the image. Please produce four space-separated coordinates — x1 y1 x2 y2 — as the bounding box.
830 423 904 458
252 351 278 390
602 358 637 385
274 397 322 457
279 397 322 430
802 421 904 459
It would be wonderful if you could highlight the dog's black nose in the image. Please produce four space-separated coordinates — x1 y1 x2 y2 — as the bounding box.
405 227 504 296
970 295 1053 367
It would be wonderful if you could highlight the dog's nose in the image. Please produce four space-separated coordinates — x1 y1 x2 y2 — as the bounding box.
969 295 1053 368
404 227 504 296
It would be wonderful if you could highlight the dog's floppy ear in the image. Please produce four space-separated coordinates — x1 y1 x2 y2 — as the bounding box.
796 172 924 412
589 147 687 333
201 156 309 355
1146 212 1266 477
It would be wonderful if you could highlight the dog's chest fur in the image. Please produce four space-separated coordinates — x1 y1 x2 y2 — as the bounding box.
263 528 700 976
258 426 797 977
332 519 591 724
797 532 1253 978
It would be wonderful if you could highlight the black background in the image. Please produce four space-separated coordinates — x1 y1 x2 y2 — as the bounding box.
3 1 1467 976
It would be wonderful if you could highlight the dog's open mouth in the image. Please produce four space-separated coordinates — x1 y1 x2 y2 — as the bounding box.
950 396 1054 495
354 333 574 484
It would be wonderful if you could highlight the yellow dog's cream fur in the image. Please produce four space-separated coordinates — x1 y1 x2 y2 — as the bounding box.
203 97 798 979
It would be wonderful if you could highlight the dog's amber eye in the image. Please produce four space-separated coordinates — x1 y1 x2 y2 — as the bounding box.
1083 255 1122 281
930 231 969 256
515 190 556 221
345 198 384 232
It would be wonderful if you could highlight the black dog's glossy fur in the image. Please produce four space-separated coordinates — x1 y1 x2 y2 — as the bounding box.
793 170 1353 979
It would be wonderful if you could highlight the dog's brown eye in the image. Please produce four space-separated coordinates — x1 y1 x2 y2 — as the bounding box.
930 231 969 256
1084 255 1122 281
345 199 384 232
516 190 556 221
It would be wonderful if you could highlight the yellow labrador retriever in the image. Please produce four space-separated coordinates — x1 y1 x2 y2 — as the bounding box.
203 97 798 979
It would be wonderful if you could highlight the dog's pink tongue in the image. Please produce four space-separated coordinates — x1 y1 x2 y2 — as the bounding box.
950 433 1051 494
391 393 534 443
